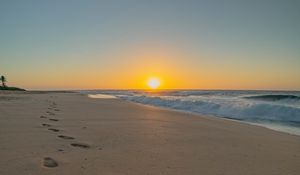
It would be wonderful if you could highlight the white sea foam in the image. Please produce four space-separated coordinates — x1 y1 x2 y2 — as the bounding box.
88 94 116 99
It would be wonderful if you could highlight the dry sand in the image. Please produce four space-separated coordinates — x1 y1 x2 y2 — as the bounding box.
0 91 299 175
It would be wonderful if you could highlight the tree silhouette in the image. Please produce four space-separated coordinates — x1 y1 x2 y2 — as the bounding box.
1 75 7 87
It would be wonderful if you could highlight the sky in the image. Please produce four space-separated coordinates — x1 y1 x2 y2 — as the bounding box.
1 0 300 90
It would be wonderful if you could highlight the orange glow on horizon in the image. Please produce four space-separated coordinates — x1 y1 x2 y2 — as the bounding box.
9 45 300 91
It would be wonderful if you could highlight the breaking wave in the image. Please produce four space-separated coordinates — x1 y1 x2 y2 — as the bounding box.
119 95 300 123
245 94 300 101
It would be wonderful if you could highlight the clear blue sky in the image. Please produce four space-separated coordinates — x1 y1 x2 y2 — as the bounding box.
1 0 299 90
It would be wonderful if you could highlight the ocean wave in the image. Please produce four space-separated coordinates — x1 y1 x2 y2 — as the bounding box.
119 95 300 123
244 94 300 101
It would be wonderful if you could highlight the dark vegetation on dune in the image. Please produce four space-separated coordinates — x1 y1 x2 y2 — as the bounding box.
0 86 26 91
0 75 25 91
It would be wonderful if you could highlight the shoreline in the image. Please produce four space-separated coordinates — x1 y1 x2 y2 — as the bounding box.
135 101 300 137
1 92 299 174
90 94 300 137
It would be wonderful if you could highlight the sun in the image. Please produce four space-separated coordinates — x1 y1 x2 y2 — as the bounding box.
147 78 161 89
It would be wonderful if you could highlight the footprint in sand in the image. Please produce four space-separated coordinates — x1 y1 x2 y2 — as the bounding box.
48 128 60 132
46 112 55 116
50 107 58 110
49 118 59 122
70 143 90 149
42 123 51 127
40 116 47 119
58 135 75 140
42 157 58 168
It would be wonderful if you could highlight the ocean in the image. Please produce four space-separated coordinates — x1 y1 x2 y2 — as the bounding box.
82 90 300 136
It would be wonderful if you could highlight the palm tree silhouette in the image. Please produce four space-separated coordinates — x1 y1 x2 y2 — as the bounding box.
1 75 7 87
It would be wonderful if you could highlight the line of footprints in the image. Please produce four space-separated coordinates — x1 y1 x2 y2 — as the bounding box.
40 97 100 168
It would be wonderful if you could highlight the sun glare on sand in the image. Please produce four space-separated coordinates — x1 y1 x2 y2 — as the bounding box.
147 78 161 89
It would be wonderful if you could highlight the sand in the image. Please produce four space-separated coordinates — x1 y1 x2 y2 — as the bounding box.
0 91 299 175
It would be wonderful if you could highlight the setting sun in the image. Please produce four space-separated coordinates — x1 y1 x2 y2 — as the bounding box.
147 78 161 89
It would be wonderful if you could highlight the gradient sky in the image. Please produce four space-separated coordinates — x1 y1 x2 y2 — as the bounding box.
1 0 300 90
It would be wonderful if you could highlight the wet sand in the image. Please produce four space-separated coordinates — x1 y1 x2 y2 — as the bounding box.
0 91 299 175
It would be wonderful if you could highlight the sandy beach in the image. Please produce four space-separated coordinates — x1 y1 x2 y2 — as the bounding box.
0 91 300 175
